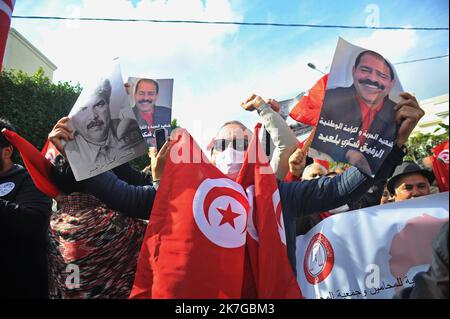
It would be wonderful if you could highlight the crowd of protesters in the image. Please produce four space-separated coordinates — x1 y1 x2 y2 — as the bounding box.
0 81 448 299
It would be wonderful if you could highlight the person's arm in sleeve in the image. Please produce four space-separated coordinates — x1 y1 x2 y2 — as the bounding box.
241 95 297 180
82 171 155 220
82 141 171 220
0 175 52 238
48 117 171 220
279 91 424 218
278 144 405 217
257 102 298 180
112 162 152 186
50 160 154 219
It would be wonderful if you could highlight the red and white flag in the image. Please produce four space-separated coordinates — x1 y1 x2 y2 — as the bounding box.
2 129 61 198
237 123 302 298
431 140 449 192
130 129 249 298
0 0 15 72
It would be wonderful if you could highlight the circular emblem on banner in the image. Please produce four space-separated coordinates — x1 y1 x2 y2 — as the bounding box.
0 182 15 197
304 233 334 285
272 190 286 245
193 178 250 248
438 149 449 164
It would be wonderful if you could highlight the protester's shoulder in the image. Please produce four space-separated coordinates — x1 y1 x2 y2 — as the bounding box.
0 164 28 184
9 165 52 201
1 164 26 177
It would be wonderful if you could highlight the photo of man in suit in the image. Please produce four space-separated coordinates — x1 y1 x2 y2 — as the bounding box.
311 46 401 176
131 78 172 147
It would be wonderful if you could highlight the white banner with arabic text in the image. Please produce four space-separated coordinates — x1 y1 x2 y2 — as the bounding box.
296 192 449 299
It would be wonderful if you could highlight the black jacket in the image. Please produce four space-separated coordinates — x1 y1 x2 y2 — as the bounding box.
0 164 52 299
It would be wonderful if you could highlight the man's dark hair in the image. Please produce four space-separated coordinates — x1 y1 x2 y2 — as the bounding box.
135 78 159 95
354 50 395 81
0 117 16 148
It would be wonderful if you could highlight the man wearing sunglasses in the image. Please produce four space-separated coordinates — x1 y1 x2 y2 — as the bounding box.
210 94 298 181
210 126 250 180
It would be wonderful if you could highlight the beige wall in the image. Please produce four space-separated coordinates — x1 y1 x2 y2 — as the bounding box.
413 94 449 135
2 28 57 79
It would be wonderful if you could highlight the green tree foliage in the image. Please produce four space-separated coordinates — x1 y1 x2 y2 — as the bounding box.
0 68 81 153
405 124 449 163
171 118 180 129
0 68 182 172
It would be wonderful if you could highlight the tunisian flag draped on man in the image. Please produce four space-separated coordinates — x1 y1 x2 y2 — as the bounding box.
130 129 250 298
130 126 301 298
237 124 302 298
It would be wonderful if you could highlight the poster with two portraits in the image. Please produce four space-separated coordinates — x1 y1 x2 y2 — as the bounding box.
310 38 404 177
65 61 173 181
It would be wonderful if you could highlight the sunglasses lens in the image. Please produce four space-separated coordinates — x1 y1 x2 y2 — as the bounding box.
233 139 248 151
214 139 226 152
213 139 248 152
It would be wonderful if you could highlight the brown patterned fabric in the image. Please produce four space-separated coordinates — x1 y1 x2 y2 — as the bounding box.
48 193 147 299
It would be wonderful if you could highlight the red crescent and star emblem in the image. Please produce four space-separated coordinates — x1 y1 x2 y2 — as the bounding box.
193 178 250 248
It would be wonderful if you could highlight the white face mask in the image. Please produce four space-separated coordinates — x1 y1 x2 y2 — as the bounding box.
214 147 245 179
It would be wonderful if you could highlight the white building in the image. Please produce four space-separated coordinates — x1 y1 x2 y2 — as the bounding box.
2 28 57 79
413 94 449 136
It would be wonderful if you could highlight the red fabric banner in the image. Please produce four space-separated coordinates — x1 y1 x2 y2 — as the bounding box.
0 0 14 72
237 123 302 298
130 129 248 298
2 128 60 198
289 74 329 127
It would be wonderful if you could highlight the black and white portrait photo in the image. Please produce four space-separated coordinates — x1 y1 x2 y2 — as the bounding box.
65 63 147 181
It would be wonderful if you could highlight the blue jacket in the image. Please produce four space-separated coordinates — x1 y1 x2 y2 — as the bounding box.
80 146 405 272
278 145 404 271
